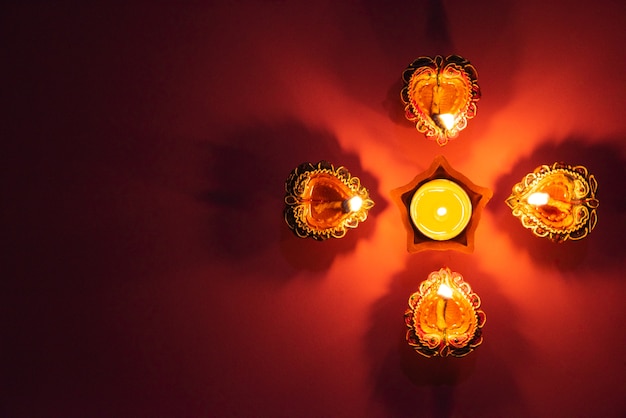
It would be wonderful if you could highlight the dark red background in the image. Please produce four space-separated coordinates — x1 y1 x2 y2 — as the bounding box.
4 1 626 417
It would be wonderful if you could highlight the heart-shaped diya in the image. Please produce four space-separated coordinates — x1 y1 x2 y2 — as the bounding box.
405 267 486 358
506 162 599 242
401 55 481 146
284 161 374 240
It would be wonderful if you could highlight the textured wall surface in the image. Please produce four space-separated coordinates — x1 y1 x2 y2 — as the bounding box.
4 1 626 417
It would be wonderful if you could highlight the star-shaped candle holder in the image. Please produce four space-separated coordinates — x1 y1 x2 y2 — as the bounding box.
391 155 492 253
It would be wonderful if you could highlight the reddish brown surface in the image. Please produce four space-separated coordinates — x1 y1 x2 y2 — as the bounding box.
4 1 626 417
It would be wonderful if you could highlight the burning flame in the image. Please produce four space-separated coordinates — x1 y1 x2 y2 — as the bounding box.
437 283 453 300
437 113 455 130
344 196 363 212
527 192 550 206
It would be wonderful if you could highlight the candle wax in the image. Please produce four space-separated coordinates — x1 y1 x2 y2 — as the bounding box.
409 179 472 240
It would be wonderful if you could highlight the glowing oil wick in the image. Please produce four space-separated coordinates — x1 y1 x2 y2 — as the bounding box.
436 206 447 217
437 113 455 130
343 196 363 213
437 283 453 299
527 192 550 206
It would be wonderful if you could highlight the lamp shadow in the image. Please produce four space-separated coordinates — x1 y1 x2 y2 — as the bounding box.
199 119 386 279
377 0 521 142
363 0 454 59
376 0 455 129
365 254 530 417
491 137 626 275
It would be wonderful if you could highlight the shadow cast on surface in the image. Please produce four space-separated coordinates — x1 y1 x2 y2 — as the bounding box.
200 119 386 278
365 254 529 417
375 0 521 143
373 0 454 129
492 137 626 274
363 0 454 59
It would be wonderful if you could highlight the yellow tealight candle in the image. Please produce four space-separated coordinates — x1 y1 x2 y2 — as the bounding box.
409 179 472 241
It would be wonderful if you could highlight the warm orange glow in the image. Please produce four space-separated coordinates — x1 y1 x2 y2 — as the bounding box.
391 155 493 253
506 163 599 242
11 2 625 417
284 161 374 240
401 55 480 145
405 267 486 357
